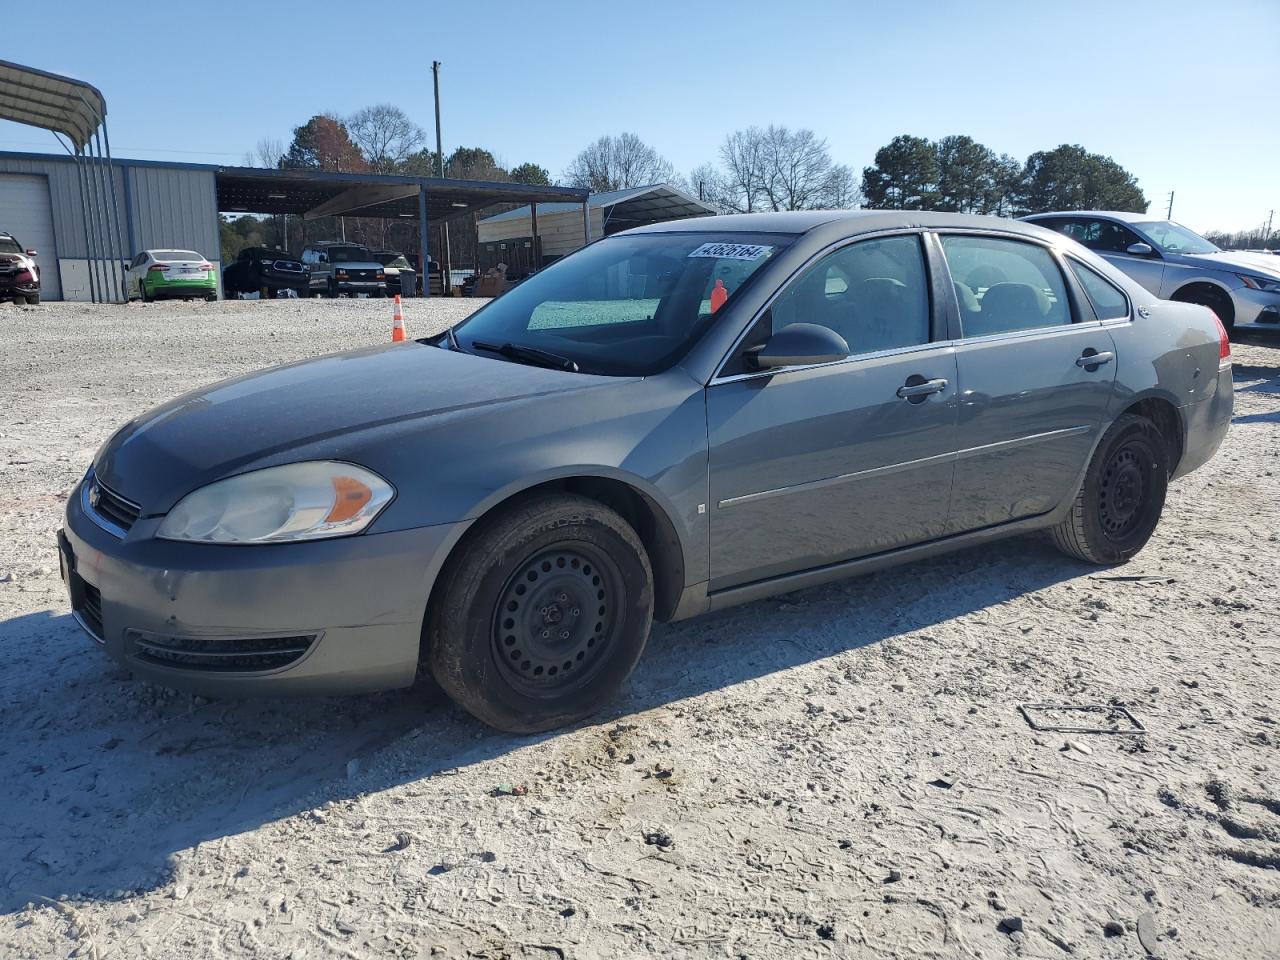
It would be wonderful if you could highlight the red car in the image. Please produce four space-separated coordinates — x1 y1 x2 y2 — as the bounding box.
0 231 40 304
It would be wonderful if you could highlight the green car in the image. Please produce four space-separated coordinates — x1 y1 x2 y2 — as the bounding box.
126 249 218 302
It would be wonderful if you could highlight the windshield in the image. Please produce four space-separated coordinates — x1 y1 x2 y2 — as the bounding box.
1134 221 1220 255
0 237 22 255
326 246 373 263
154 250 203 262
374 252 410 268
452 232 791 376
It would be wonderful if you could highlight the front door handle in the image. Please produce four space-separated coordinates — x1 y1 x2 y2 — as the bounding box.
896 377 949 400
1077 350 1115 368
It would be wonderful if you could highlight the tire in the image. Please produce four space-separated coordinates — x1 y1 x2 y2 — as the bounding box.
1173 285 1234 333
426 493 654 733
25 293 39 305
138 280 149 303
260 285 270 299
327 280 338 299
1051 414 1169 565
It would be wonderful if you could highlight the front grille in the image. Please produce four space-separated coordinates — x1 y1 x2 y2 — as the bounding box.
343 269 375 281
130 632 317 673
267 260 304 273
88 476 141 534
78 581 104 639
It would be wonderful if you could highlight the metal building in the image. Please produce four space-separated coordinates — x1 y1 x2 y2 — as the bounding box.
0 152 218 301
0 149 590 301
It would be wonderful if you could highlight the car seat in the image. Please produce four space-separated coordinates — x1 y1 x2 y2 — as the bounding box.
972 282 1049 335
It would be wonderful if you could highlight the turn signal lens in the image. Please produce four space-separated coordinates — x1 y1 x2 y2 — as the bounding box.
326 476 374 523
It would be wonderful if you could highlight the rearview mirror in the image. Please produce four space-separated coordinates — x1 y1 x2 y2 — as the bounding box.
1126 242 1154 256
751 322 849 370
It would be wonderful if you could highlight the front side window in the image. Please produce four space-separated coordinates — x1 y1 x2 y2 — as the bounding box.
941 235 1072 336
454 232 790 376
769 234 931 354
1133 220 1219 256
1069 260 1129 320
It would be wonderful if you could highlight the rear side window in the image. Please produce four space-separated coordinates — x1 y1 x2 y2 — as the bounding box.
1069 260 1129 320
941 235 1071 336
770 234 931 355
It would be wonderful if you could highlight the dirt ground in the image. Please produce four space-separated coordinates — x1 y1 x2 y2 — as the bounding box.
0 298 1277 960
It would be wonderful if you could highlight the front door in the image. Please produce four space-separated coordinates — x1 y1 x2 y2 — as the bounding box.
707 233 959 591
938 233 1118 533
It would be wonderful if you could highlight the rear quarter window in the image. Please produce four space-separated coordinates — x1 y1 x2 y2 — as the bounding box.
1069 260 1130 320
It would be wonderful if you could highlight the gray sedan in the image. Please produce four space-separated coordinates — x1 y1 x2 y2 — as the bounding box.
1022 210 1280 332
60 212 1233 732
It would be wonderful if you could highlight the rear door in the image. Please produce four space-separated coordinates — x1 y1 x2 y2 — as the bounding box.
938 232 1117 534
707 232 958 590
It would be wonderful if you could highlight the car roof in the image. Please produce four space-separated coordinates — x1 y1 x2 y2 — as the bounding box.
625 209 1060 240
1023 210 1157 224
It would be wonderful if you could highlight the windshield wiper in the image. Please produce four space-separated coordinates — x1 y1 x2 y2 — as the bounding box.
471 340 580 372
445 325 460 350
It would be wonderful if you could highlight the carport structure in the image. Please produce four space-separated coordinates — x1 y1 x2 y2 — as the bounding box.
216 167 589 294
0 59 129 302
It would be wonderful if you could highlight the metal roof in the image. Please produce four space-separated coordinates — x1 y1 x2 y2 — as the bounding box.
0 60 107 152
479 182 717 226
215 166 587 222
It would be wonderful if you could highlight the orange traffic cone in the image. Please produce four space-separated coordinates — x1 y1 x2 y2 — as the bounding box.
710 278 728 313
391 295 406 342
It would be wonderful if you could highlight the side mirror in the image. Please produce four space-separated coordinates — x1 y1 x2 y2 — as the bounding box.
1126 242 1154 256
751 322 849 370
25 249 37 257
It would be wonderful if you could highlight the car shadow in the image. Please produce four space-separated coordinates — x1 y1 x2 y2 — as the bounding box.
0 533 1086 914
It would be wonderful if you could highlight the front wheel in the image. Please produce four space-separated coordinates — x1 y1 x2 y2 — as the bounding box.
426 494 654 733
1051 414 1169 564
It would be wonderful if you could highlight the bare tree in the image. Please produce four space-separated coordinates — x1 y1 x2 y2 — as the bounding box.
564 133 676 192
758 126 840 211
718 127 767 213
347 104 427 174
254 137 283 169
819 164 862 209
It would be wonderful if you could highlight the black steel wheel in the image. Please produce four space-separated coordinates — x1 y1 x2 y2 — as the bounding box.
427 493 653 733
1052 413 1169 564
491 543 623 696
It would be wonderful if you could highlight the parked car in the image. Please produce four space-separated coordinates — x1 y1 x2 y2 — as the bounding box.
300 242 386 298
0 231 40 304
1021 211 1280 332
223 247 309 299
127 249 217 302
372 251 413 296
60 212 1232 732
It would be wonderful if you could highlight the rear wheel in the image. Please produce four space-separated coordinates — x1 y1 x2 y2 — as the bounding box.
1051 414 1169 564
426 494 653 733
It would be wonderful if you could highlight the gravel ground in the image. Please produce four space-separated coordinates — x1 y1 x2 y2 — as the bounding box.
1 298 1277 960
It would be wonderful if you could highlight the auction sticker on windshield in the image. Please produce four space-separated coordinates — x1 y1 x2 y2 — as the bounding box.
687 242 774 261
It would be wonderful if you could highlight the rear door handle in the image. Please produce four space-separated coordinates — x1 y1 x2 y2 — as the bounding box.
896 377 949 399
1076 351 1115 368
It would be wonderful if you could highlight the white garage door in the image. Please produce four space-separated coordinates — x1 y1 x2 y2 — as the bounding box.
0 174 61 300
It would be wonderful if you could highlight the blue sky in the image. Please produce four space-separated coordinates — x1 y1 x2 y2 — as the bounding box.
3 0 1276 233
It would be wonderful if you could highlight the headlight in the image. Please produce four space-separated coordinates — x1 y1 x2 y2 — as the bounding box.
1238 274 1280 293
157 461 394 544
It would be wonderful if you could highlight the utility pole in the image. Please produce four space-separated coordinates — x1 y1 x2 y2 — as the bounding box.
432 61 451 295
1166 191 1175 219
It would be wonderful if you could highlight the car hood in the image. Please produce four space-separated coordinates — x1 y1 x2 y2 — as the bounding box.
1183 251 1280 278
0 252 34 269
94 342 625 512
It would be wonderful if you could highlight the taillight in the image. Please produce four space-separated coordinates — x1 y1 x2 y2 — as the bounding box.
148 264 167 272
1210 310 1230 361
200 262 213 271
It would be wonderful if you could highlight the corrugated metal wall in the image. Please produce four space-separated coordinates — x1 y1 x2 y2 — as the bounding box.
0 153 121 260
125 164 220 262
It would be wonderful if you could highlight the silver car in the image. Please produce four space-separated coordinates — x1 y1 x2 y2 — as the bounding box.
1022 211 1280 333
59 212 1233 732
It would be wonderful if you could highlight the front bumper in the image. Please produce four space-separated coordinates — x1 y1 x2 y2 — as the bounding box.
61 477 470 696
1231 287 1280 329
336 280 386 295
